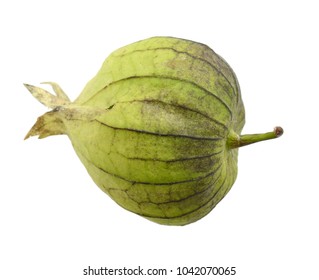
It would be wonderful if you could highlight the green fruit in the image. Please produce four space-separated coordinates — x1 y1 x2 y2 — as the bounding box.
25 37 283 226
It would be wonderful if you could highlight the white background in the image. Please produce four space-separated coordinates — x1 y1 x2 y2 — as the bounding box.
1 0 318 279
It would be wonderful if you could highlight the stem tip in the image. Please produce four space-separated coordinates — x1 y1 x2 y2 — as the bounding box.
274 126 284 137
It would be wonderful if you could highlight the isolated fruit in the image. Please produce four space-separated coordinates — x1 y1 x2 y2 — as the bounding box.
25 37 283 225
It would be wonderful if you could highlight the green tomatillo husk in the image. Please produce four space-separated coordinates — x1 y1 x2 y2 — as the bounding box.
25 37 283 226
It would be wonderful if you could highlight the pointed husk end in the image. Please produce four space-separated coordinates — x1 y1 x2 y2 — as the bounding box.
24 82 71 140
24 82 71 109
24 111 66 140
24 83 109 140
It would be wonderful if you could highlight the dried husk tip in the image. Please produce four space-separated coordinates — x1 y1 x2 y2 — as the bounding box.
24 83 105 140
